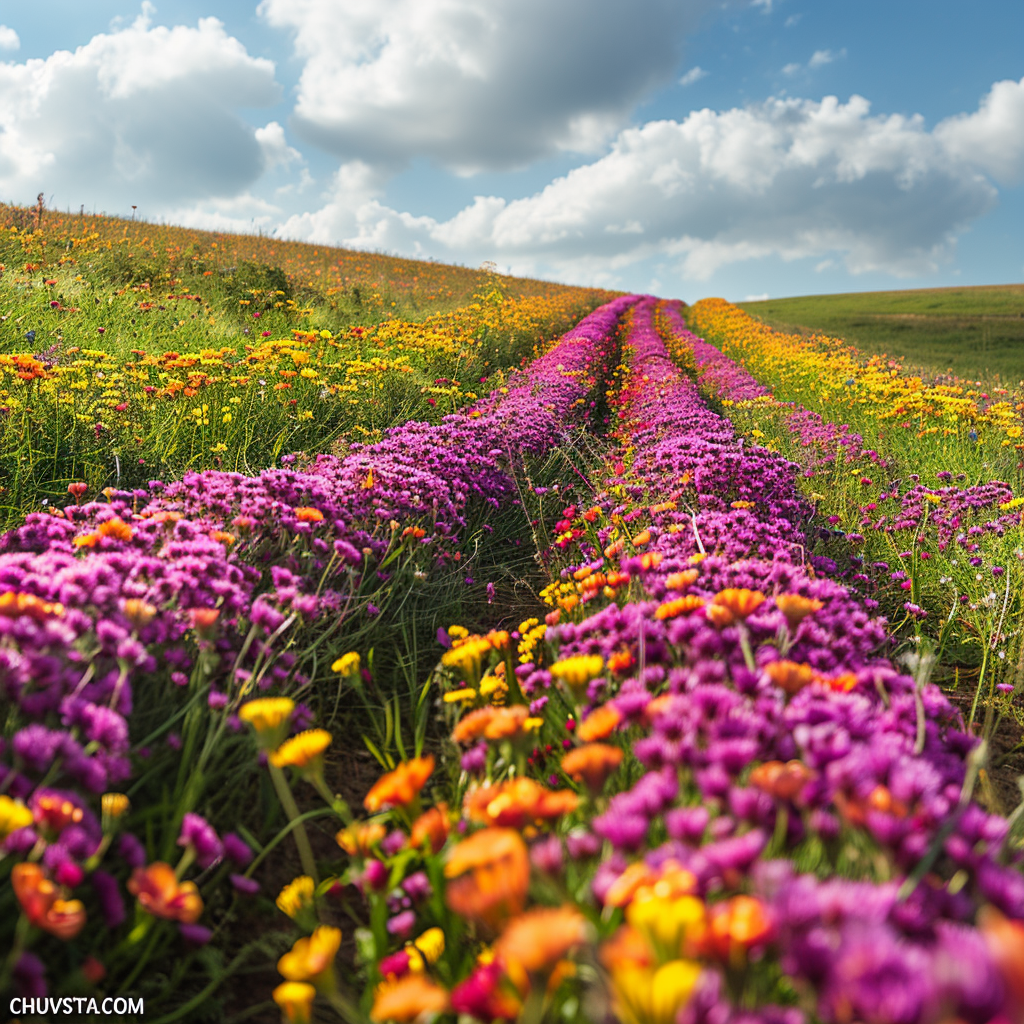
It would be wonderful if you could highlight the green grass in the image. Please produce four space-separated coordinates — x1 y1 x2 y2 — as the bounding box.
739 284 1024 384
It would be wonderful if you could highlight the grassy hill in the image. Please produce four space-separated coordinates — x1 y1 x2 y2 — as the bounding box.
739 283 1024 384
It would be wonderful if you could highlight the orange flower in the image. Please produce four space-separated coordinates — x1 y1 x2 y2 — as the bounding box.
562 743 623 793
127 862 204 923
632 530 651 547
451 706 499 745
445 828 530 929
188 607 220 635
465 778 577 829
97 517 133 542
452 705 537 745
607 648 635 675
640 552 662 571
0 592 65 621
294 507 324 523
764 660 818 696
654 595 705 621
209 530 236 546
410 804 450 853
577 704 621 742
774 593 823 631
731 500 755 509
604 539 625 559
123 598 157 628
33 793 85 835
401 526 425 539
371 974 449 1022
336 821 387 856
603 859 697 909
364 755 435 812
979 906 1024 1012
664 570 698 591
11 863 86 940
705 896 772 959
749 760 815 802
707 588 764 628
495 905 589 977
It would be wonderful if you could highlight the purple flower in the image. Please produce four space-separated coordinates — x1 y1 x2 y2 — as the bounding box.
178 812 223 869
223 832 253 868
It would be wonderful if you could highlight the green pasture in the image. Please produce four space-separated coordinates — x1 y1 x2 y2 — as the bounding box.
740 283 1024 383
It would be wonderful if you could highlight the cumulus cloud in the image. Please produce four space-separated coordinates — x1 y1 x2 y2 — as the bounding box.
0 26 20 51
679 67 708 86
0 6 280 212
809 48 844 68
935 76 1024 185
258 0 725 173
279 79 1024 285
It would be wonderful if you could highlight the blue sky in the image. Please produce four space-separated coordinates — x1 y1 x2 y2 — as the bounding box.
0 0 1020 301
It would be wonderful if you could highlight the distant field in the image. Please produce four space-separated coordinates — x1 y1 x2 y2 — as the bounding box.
738 284 1024 384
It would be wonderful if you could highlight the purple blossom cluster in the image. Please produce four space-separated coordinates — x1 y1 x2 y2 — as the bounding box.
0 296 636 993
541 299 1024 1023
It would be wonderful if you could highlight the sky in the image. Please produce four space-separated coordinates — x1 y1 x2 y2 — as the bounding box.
0 0 1021 301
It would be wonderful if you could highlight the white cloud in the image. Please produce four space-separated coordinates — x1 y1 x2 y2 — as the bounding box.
0 6 280 212
255 121 302 172
935 76 1024 185
809 48 844 68
0 26 20 51
258 0 726 173
679 66 708 86
279 82 1024 285
785 48 846 76
744 293 769 300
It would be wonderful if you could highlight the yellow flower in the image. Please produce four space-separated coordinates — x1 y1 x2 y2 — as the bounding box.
273 981 316 1024
278 926 342 990
238 697 294 750
0 795 33 839
549 654 605 696
332 651 360 676
411 927 445 964
101 792 130 824
443 687 477 704
276 876 316 919
269 729 332 779
611 960 702 1024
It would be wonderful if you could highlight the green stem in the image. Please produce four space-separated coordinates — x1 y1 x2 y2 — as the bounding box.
269 763 319 883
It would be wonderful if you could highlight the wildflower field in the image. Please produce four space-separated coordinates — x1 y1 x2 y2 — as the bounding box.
1 216 1023 1024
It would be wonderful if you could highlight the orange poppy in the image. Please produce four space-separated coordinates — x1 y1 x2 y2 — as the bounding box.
495 905 589 977
561 743 623 793
336 821 387 856
707 588 765 628
774 594 823 631
764 660 818 696
704 896 772 959
664 570 698 591
654 595 705 621
464 778 577 829
364 756 435 812
445 828 530 929
577 704 622 742
749 760 815 801
410 804 450 853
11 863 86 940
371 974 449 1022
127 862 204 923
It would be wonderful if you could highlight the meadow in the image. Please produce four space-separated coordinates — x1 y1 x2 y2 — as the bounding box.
1 211 1022 1024
741 284 1024 384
